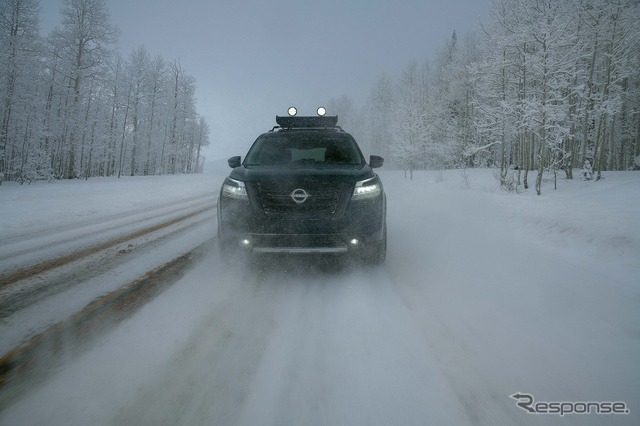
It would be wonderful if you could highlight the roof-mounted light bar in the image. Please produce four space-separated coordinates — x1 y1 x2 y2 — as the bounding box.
275 106 338 128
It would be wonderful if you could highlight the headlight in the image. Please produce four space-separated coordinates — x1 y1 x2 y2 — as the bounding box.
352 177 381 200
221 177 248 200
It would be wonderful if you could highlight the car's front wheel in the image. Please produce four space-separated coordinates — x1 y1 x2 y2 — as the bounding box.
362 222 386 265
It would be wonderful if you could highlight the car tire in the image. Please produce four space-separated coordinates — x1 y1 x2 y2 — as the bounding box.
363 222 386 265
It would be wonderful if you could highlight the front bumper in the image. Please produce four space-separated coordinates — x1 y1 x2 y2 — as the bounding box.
234 233 368 254
218 196 385 254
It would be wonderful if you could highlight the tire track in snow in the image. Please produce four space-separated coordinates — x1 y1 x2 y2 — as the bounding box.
0 199 216 288
0 241 211 405
1 192 214 246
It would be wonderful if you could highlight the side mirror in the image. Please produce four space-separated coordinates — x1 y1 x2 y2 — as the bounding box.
369 155 384 169
227 156 241 168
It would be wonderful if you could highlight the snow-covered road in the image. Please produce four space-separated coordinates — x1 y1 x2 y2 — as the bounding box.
1 169 638 425
0 175 217 352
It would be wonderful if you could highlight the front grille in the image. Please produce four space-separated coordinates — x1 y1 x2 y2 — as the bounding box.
257 183 343 217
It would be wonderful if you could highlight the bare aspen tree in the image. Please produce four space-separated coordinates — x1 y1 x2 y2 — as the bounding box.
50 0 117 179
0 0 41 184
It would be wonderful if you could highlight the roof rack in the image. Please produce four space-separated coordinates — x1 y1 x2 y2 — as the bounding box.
274 115 340 130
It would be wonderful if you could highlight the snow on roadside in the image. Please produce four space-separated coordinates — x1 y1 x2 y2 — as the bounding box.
380 168 639 291
497 172 639 284
0 173 225 238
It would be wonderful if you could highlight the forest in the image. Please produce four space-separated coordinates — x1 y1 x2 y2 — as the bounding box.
331 0 639 194
0 0 210 184
2 0 639 194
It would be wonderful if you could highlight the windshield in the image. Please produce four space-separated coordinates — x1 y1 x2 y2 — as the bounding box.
244 132 364 167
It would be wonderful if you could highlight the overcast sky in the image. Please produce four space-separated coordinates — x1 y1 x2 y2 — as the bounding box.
40 0 491 161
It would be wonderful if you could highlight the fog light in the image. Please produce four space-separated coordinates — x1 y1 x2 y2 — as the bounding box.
241 239 251 247
349 238 359 245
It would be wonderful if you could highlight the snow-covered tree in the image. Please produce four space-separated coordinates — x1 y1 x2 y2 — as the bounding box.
328 95 361 136
363 73 396 162
392 60 429 179
468 0 639 193
0 0 210 183
0 0 42 183
429 30 480 169
143 55 167 175
49 0 118 179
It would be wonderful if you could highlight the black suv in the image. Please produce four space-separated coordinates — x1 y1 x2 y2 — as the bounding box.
217 108 386 264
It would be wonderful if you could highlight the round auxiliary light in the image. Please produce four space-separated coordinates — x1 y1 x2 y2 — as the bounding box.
287 106 297 117
317 106 327 117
